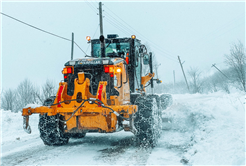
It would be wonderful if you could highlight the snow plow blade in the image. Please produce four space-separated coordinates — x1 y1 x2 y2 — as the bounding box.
23 115 31 134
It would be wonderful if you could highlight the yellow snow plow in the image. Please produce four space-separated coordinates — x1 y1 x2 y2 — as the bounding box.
22 34 166 146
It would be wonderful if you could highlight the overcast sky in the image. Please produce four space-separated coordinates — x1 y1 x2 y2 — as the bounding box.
1 0 245 91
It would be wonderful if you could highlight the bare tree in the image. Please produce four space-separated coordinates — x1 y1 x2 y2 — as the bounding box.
225 41 246 91
16 79 35 111
188 67 203 93
212 71 230 93
1 89 17 112
42 79 57 101
32 85 43 104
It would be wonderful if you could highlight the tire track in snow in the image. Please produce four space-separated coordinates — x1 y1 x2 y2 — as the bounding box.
95 135 152 165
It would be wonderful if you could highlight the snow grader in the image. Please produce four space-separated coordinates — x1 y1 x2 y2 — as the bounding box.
22 34 171 146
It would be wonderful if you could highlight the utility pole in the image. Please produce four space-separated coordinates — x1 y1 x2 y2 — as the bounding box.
178 56 190 92
211 64 229 79
99 2 105 57
71 32 74 60
149 52 154 94
99 2 103 36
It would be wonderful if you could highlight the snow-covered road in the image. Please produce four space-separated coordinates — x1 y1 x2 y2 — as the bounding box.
1 92 245 165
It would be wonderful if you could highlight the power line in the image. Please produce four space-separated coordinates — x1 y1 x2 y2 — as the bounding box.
85 0 98 14
103 4 178 61
84 2 178 62
104 16 178 62
81 2 178 63
104 12 177 61
0 12 87 55
104 17 132 36
88 0 98 9
103 13 178 62
104 4 176 55
104 11 136 35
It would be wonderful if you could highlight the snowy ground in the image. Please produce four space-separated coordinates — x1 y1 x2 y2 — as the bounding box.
0 92 245 165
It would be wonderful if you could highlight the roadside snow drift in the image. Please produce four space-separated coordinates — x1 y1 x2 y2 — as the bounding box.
1 92 245 165
154 92 245 165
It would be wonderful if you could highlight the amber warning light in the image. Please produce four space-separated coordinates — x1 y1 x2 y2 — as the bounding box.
131 35 136 39
86 36 91 41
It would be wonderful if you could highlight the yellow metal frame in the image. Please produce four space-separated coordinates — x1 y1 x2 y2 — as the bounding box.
23 64 137 133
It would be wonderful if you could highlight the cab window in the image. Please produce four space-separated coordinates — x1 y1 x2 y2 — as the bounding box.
92 42 130 58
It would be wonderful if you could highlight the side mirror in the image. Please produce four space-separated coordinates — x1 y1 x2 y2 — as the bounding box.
156 79 162 84
143 53 149 65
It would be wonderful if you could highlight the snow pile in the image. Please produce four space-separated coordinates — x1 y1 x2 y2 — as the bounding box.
161 92 245 165
0 110 40 145
0 92 245 165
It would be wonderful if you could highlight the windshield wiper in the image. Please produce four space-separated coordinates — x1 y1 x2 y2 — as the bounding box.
106 40 112 48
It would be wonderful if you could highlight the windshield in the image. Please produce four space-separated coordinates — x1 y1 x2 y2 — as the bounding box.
92 42 130 58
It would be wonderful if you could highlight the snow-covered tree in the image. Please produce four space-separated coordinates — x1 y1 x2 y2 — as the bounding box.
188 67 203 93
42 79 57 100
224 41 246 92
1 89 17 112
15 79 36 111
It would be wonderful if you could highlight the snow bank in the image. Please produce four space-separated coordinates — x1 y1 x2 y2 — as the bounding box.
161 92 245 165
0 110 40 146
0 92 245 165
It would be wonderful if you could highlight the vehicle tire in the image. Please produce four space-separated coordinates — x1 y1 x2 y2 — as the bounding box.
39 96 69 146
39 114 69 146
43 96 56 106
134 95 160 147
130 93 141 104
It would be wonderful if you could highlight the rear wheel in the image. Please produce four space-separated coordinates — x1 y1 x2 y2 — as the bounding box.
39 96 69 146
39 114 69 146
43 96 56 106
134 95 161 147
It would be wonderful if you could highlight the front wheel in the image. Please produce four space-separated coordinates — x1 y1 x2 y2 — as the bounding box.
134 95 161 147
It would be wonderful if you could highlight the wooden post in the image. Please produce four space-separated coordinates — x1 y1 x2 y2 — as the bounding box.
178 56 189 92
